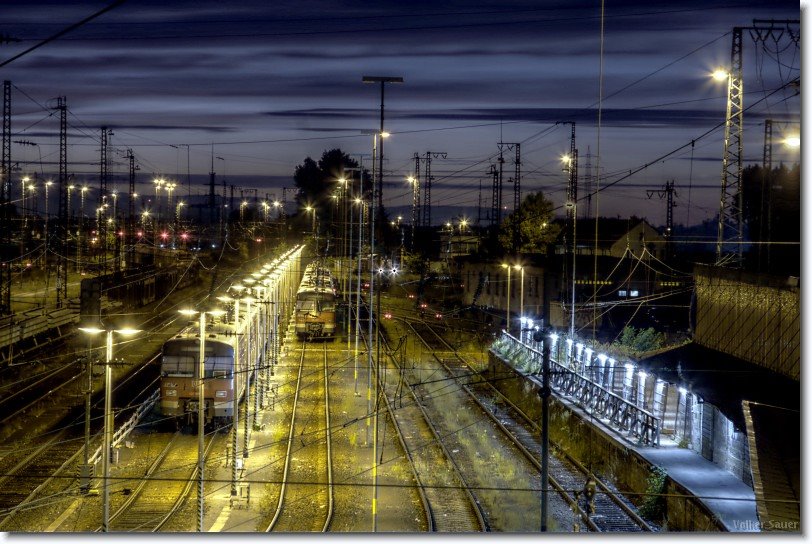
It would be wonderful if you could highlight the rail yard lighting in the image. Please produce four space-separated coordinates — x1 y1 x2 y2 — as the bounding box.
78 324 140 533
178 307 225 532
44 180 53 255
363 74 403 534
501 263 512 333
304 205 316 235
538 327 555 531
711 68 729 82
153 178 165 222
784 134 801 148
514 264 524 333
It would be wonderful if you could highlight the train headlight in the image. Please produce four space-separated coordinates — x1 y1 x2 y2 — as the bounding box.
215 390 228 398
165 389 177 397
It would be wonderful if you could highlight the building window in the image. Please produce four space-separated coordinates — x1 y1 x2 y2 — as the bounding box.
630 290 639 297
618 290 627 297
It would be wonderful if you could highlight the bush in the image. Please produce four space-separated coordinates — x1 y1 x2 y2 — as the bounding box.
639 465 668 521
614 326 665 356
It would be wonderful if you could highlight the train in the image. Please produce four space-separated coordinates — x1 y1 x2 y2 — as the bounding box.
294 262 338 339
158 245 304 426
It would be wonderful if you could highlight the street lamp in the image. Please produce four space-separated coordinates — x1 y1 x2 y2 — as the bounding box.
178 307 225 532
515 264 524 330
165 181 177 213
216 294 245 496
304 205 316 235
153 178 165 223
362 75 403 221
21 176 29 225
79 186 89 273
501 263 512 333
353 195 365 397
784 134 801 148
44 180 53 256
78 324 140 533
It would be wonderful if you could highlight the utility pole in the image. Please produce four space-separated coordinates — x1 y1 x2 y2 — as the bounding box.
179 143 191 199
762 119 773 272
411 152 420 249
208 146 216 234
715 19 799 267
56 96 68 308
0 81 11 315
499 142 521 252
647 180 677 259
489 164 499 228
539 330 552 532
99 127 110 276
421 151 446 229
476 178 483 226
126 149 136 269
583 147 593 220
362 74 403 533
715 26 744 267
557 121 577 339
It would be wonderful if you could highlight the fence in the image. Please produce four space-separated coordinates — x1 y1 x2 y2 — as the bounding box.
492 332 660 446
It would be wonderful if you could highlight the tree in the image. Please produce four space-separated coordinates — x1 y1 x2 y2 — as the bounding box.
497 191 560 254
292 149 370 245
741 163 800 275
293 149 360 210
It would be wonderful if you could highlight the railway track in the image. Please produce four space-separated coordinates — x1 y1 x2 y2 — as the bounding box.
0 260 253 529
355 295 486 532
374 331 488 532
103 431 220 532
0 429 85 529
265 340 334 532
407 318 654 532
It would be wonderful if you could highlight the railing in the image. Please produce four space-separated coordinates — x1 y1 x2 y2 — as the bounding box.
89 389 160 465
492 332 660 446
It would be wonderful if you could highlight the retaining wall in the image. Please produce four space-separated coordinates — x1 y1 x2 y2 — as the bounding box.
487 351 725 532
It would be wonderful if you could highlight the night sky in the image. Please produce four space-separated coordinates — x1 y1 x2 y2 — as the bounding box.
0 0 802 226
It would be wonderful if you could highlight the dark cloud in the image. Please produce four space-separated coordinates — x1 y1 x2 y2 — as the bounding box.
0 0 799 224
264 106 724 128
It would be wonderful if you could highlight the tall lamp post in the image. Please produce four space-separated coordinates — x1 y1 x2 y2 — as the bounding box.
216 294 242 497
305 205 316 239
362 75 403 532
515 264 524 329
44 180 53 258
501 263 512 333
362 76 403 224
179 307 225 532
78 324 140 533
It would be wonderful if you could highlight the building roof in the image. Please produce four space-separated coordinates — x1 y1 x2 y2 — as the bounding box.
636 341 800 432
742 401 801 530
554 217 663 248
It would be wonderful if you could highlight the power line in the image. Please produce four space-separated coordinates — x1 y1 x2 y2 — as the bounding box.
0 0 126 68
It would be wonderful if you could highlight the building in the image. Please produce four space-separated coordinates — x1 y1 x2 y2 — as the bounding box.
456 217 685 337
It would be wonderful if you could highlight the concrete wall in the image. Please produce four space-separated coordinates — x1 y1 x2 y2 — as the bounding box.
694 264 800 380
487 351 725 531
